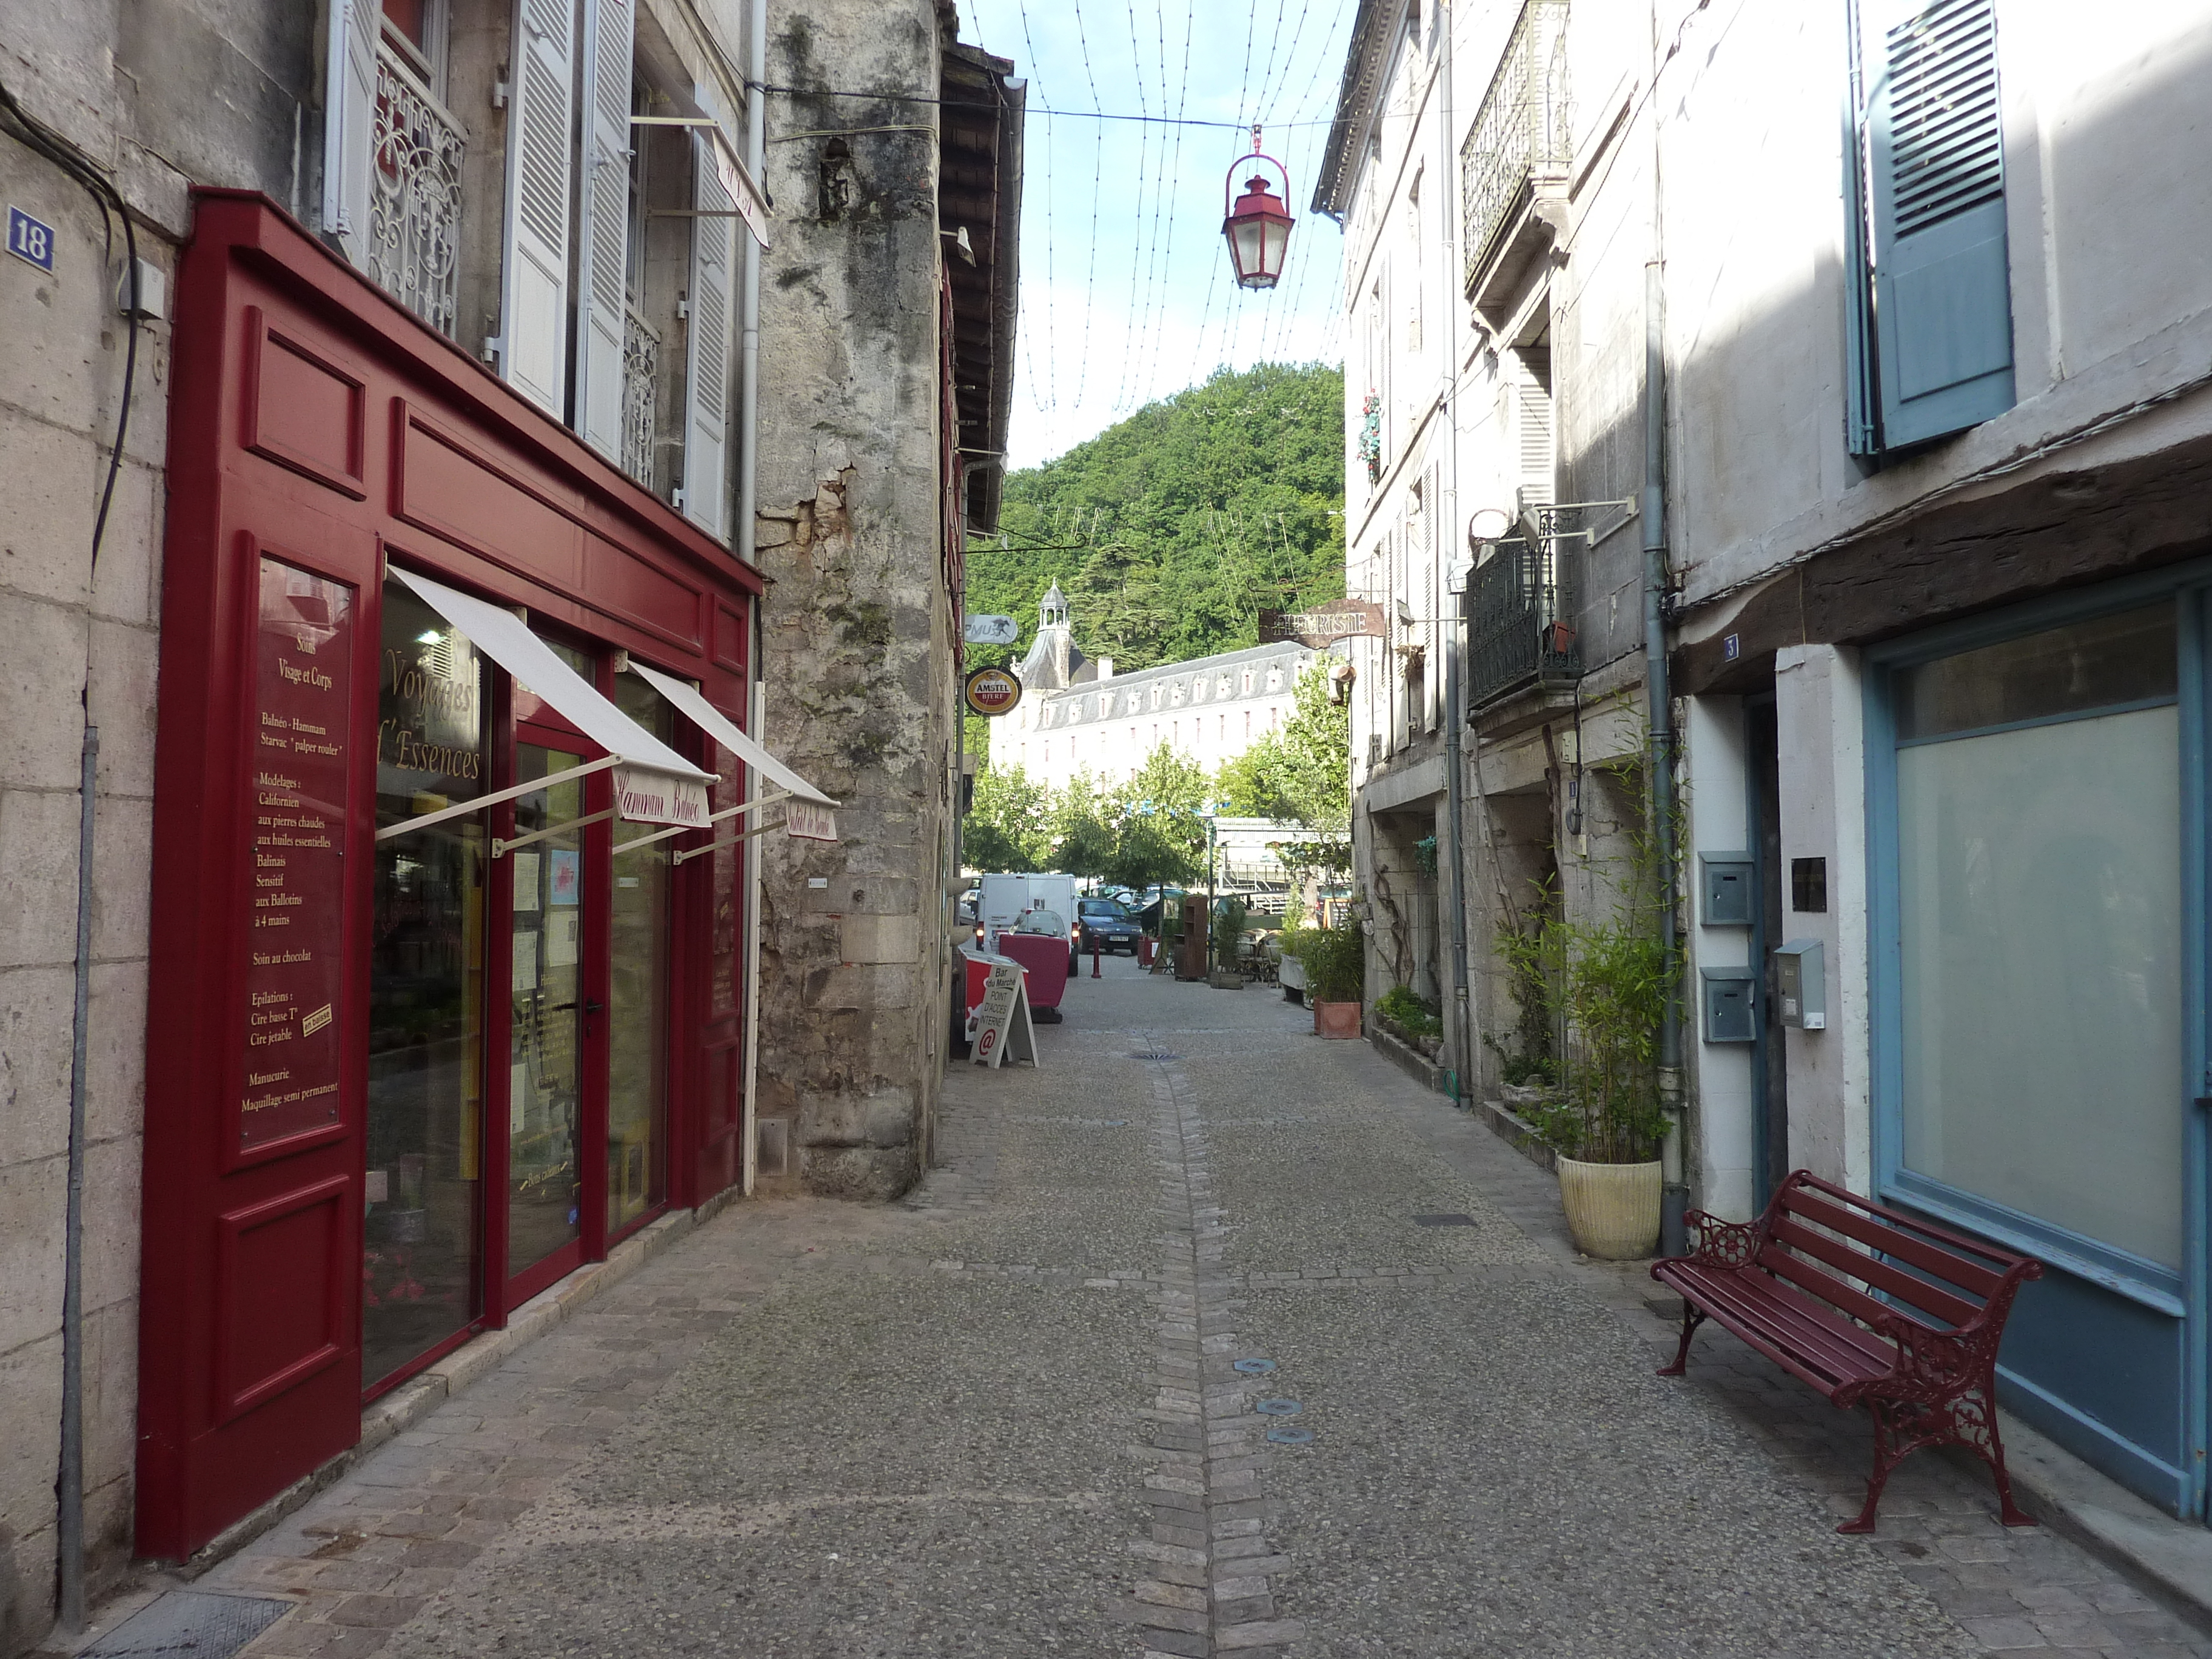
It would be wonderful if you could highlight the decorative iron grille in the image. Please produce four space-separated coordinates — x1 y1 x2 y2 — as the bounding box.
621 304 660 491
1460 0 1572 290
1464 531 1578 709
369 47 464 339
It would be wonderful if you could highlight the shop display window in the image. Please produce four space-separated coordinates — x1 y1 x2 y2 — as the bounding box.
366 581 488 1389
609 672 675 1232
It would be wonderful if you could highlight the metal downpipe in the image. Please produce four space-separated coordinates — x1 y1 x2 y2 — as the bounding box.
1438 0 1473 1102
1644 260 1686 1258
59 721 96 1631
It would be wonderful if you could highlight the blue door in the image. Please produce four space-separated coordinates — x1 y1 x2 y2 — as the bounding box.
1867 583 2210 1523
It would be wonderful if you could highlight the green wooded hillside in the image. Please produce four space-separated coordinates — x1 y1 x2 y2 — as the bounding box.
968 361 1346 677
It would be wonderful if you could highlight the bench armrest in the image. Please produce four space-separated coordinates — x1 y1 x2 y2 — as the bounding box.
1678 1210 1762 1270
1840 1310 1995 1407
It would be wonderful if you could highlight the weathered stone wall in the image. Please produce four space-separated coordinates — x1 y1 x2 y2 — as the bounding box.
0 4 313 1646
751 0 957 1200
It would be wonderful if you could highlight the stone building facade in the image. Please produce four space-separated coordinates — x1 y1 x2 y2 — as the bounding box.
0 0 1019 1647
993 586 1319 791
749 9 1024 1199
1323 0 2212 1527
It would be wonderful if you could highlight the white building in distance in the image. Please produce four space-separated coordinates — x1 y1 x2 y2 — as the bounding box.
991 585 1322 789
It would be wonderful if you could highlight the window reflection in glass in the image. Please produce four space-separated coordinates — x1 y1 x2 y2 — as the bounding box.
367 580 486 1389
508 746 586 1278
608 672 674 1231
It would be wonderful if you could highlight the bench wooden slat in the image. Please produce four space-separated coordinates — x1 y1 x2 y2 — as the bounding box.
1754 1239 1917 1340
1780 1189 2006 1300
1769 1215 1985 1331
1655 1262 1892 1393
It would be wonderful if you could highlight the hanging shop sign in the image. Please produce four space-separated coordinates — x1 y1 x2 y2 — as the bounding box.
964 612 1019 646
964 665 1023 716
1258 599 1387 648
786 800 839 842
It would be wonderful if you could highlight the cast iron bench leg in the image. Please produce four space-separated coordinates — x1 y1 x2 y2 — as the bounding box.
1657 1299 1706 1378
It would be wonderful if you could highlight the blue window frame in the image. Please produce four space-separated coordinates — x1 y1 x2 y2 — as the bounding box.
1866 567 2210 1523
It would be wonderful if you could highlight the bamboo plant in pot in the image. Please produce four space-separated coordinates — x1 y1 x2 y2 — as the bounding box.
1298 923 1366 1039
1495 765 1678 1259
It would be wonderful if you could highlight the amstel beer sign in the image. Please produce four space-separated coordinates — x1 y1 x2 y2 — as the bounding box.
964 665 1023 717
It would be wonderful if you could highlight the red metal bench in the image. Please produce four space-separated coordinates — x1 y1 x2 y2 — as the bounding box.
1651 1169 2043 1534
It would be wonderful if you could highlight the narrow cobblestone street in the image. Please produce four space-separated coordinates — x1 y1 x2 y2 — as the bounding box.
185 959 2211 1659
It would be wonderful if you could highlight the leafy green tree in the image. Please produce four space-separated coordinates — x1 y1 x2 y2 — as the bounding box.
967 361 1347 675
1102 744 1213 890
964 762 1050 873
1048 769 1118 879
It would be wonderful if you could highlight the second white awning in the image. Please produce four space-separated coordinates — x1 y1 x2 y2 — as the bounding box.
390 569 714 831
629 662 838 811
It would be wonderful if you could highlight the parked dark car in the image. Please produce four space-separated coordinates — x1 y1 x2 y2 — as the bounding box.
1076 896 1144 955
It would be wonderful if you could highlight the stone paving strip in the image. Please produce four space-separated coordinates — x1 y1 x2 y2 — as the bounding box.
1109 1039 1299 1659
116 956 2210 1659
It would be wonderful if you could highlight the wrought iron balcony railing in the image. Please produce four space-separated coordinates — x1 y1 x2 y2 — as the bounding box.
370 46 464 340
1464 535 1578 710
1460 0 1572 290
621 303 660 492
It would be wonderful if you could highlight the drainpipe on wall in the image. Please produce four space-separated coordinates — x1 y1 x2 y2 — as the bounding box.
1644 258 1687 1258
736 0 768 1194
1437 0 1474 1102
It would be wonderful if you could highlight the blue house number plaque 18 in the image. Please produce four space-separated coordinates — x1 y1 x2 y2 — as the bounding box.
7 206 56 273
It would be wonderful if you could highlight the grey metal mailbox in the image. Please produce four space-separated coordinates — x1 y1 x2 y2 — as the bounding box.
1775 938 1826 1030
1700 853 1755 928
1700 967 1758 1043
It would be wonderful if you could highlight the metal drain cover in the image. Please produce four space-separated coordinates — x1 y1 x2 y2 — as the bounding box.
1129 1051 1179 1061
1255 1398 1302 1416
1266 1426 1315 1444
1232 1358 1277 1374
1412 1213 1478 1227
82 1592 293 1658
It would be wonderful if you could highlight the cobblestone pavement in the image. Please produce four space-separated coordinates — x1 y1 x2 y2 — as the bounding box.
184 957 2209 1658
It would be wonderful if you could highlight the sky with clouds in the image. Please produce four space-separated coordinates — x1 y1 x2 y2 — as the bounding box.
957 0 1356 468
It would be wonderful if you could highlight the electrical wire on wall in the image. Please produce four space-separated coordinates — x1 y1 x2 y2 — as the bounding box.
0 72 142 1638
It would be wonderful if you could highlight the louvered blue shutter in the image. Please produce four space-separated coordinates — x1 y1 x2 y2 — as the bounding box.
1856 0 2015 449
573 0 634 462
499 0 575 417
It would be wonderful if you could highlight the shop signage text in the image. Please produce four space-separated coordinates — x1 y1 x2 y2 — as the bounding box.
239 557 354 1150
614 765 711 828
1258 599 1386 646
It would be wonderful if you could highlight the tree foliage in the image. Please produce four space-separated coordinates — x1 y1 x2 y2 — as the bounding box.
967 361 1346 677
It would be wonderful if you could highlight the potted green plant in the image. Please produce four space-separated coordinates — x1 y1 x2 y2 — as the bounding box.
1299 923 1365 1039
1209 897 1249 988
1492 761 1678 1258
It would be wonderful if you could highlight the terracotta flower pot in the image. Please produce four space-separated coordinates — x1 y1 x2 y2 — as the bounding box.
1313 999 1361 1039
1556 1156 1663 1259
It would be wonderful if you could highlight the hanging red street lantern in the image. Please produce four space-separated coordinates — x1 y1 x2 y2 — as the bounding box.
1222 125 1294 289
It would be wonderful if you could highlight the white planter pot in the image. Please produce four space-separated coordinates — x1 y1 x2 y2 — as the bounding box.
1556 1156 1663 1259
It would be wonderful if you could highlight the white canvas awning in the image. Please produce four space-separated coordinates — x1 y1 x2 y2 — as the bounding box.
377 569 716 846
615 662 839 860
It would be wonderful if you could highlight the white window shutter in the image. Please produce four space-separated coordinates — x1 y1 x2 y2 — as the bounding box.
682 132 737 539
321 0 378 266
1515 365 1553 514
573 0 634 461
500 0 577 417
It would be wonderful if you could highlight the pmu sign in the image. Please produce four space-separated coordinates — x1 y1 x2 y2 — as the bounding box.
964 665 1022 716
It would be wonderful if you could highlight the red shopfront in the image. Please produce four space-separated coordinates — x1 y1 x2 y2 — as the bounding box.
138 193 764 1559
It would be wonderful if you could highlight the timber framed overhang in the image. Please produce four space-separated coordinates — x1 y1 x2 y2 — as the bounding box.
940 41 1024 535
1313 0 1403 218
1671 427 2212 698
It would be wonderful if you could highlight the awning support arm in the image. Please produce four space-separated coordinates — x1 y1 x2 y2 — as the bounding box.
609 789 793 857
375 756 622 843
672 816 788 865
495 805 620 860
